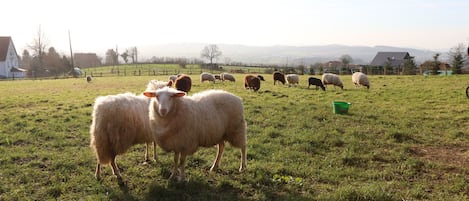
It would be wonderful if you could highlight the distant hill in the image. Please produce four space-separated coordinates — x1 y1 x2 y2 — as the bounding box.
138 43 441 66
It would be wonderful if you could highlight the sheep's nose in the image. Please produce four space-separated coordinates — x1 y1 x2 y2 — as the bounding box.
159 108 168 117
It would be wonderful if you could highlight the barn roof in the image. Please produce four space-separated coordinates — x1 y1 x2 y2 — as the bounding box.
370 52 410 67
0 36 13 62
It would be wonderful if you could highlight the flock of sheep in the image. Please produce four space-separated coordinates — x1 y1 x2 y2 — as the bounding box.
89 71 370 182
273 71 370 90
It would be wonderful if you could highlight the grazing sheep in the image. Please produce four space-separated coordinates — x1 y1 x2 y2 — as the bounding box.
273 72 286 85
220 72 236 82
308 77 325 91
257 75 265 81
322 73 343 89
200 72 215 83
352 72 370 89
86 75 93 83
175 74 192 93
286 74 299 86
244 74 261 92
90 80 171 180
143 87 247 181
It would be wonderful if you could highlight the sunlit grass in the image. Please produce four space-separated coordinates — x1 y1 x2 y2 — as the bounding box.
0 74 468 200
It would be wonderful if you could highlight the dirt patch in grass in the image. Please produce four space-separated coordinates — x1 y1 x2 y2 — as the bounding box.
410 145 469 167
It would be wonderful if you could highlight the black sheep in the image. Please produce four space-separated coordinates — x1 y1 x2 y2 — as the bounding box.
273 72 285 85
308 77 325 91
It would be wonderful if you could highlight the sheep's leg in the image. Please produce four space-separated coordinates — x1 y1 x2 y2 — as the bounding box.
178 154 187 181
153 142 157 161
95 163 101 180
145 143 150 162
110 158 121 179
239 146 247 172
169 152 180 179
210 142 225 172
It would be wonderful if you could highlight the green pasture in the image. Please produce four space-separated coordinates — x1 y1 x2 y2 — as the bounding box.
0 74 468 200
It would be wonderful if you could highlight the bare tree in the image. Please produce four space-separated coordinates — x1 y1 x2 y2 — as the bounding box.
28 25 49 77
130 47 138 64
201 44 222 71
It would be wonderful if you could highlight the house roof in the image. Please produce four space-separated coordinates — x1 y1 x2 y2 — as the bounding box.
0 36 13 62
370 52 410 67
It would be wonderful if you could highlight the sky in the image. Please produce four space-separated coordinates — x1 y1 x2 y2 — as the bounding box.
2 0 469 56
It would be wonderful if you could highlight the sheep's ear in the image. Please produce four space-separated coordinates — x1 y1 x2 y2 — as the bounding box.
167 80 173 87
143 91 157 97
172 92 186 97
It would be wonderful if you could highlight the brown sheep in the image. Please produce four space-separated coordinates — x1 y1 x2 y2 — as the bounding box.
175 74 192 93
244 74 261 92
273 72 286 85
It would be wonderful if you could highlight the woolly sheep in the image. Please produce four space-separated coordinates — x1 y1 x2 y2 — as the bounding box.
90 80 171 180
143 87 247 181
352 72 370 89
286 74 299 86
273 72 286 85
221 72 236 82
200 72 215 83
322 73 343 89
244 74 261 91
175 74 192 93
308 77 325 91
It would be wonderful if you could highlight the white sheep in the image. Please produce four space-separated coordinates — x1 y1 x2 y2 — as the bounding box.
352 72 370 89
220 72 236 82
143 87 247 181
286 74 299 86
89 80 171 180
322 73 343 89
200 72 215 83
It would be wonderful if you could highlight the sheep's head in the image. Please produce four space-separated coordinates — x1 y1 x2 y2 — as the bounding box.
143 87 186 117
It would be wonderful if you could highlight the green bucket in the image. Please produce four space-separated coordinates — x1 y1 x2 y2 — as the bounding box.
333 101 351 114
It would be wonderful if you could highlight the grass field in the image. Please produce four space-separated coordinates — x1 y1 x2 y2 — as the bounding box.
0 74 468 200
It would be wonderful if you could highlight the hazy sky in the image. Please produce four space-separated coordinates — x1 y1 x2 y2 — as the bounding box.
2 0 469 55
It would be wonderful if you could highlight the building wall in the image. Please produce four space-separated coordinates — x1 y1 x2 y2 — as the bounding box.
0 40 24 78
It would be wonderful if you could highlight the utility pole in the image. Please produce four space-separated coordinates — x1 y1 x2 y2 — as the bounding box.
68 30 74 68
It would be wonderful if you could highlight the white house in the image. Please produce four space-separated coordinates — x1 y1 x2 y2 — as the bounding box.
0 36 26 79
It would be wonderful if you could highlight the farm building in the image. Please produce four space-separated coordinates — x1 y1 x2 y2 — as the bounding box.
0 36 26 79
74 53 102 68
370 52 410 68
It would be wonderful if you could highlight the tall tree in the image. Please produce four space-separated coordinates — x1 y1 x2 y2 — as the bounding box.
201 44 222 71
44 47 64 75
448 43 466 74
